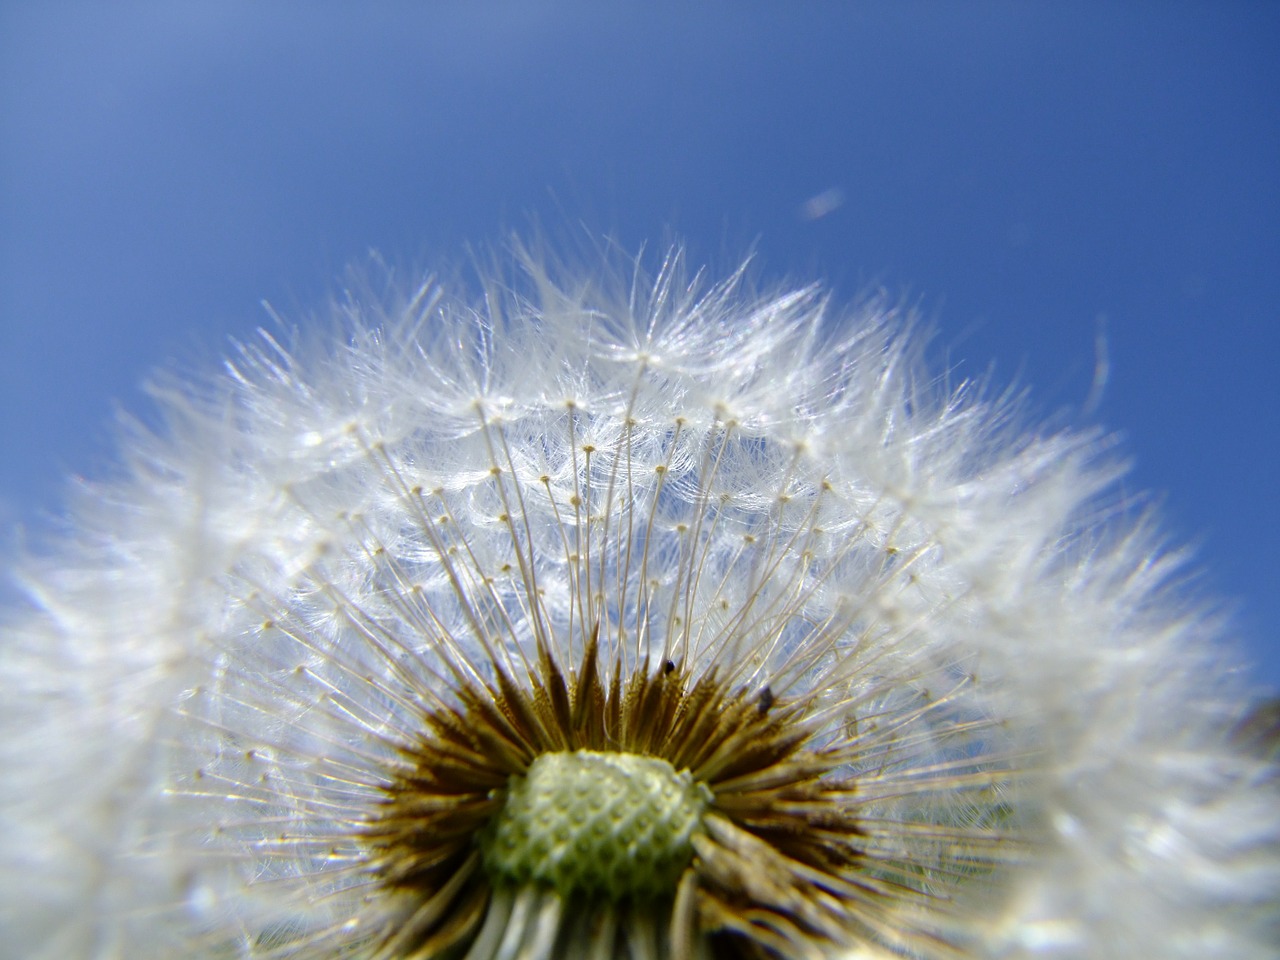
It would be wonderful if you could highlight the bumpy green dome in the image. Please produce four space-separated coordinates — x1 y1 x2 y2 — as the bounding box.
481 750 712 901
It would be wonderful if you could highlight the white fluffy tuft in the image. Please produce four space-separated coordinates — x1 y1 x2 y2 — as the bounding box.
2 245 1276 959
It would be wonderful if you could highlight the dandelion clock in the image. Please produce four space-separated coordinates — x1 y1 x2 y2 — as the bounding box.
2 243 1277 959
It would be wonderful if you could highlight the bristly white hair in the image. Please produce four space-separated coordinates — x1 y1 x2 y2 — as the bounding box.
1 242 1276 959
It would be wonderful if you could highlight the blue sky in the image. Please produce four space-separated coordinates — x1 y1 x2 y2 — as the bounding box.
2 2 1277 692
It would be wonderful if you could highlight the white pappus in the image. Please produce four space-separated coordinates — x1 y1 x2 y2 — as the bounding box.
1 243 1277 959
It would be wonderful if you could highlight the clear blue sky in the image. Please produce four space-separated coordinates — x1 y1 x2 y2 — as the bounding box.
2 2 1277 692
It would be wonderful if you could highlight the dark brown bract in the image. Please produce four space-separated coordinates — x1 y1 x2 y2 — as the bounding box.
364 623 1004 959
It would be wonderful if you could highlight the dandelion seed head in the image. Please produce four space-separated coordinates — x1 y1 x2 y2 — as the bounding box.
2 242 1277 959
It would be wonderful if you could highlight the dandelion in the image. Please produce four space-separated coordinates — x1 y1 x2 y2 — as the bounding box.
2 244 1277 959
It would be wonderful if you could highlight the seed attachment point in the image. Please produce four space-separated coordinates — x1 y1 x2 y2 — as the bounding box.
481 750 712 901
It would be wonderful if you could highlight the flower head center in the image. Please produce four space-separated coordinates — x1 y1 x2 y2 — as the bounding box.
480 750 712 901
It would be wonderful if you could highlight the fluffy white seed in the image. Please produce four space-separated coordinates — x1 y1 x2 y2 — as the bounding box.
1 245 1276 959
